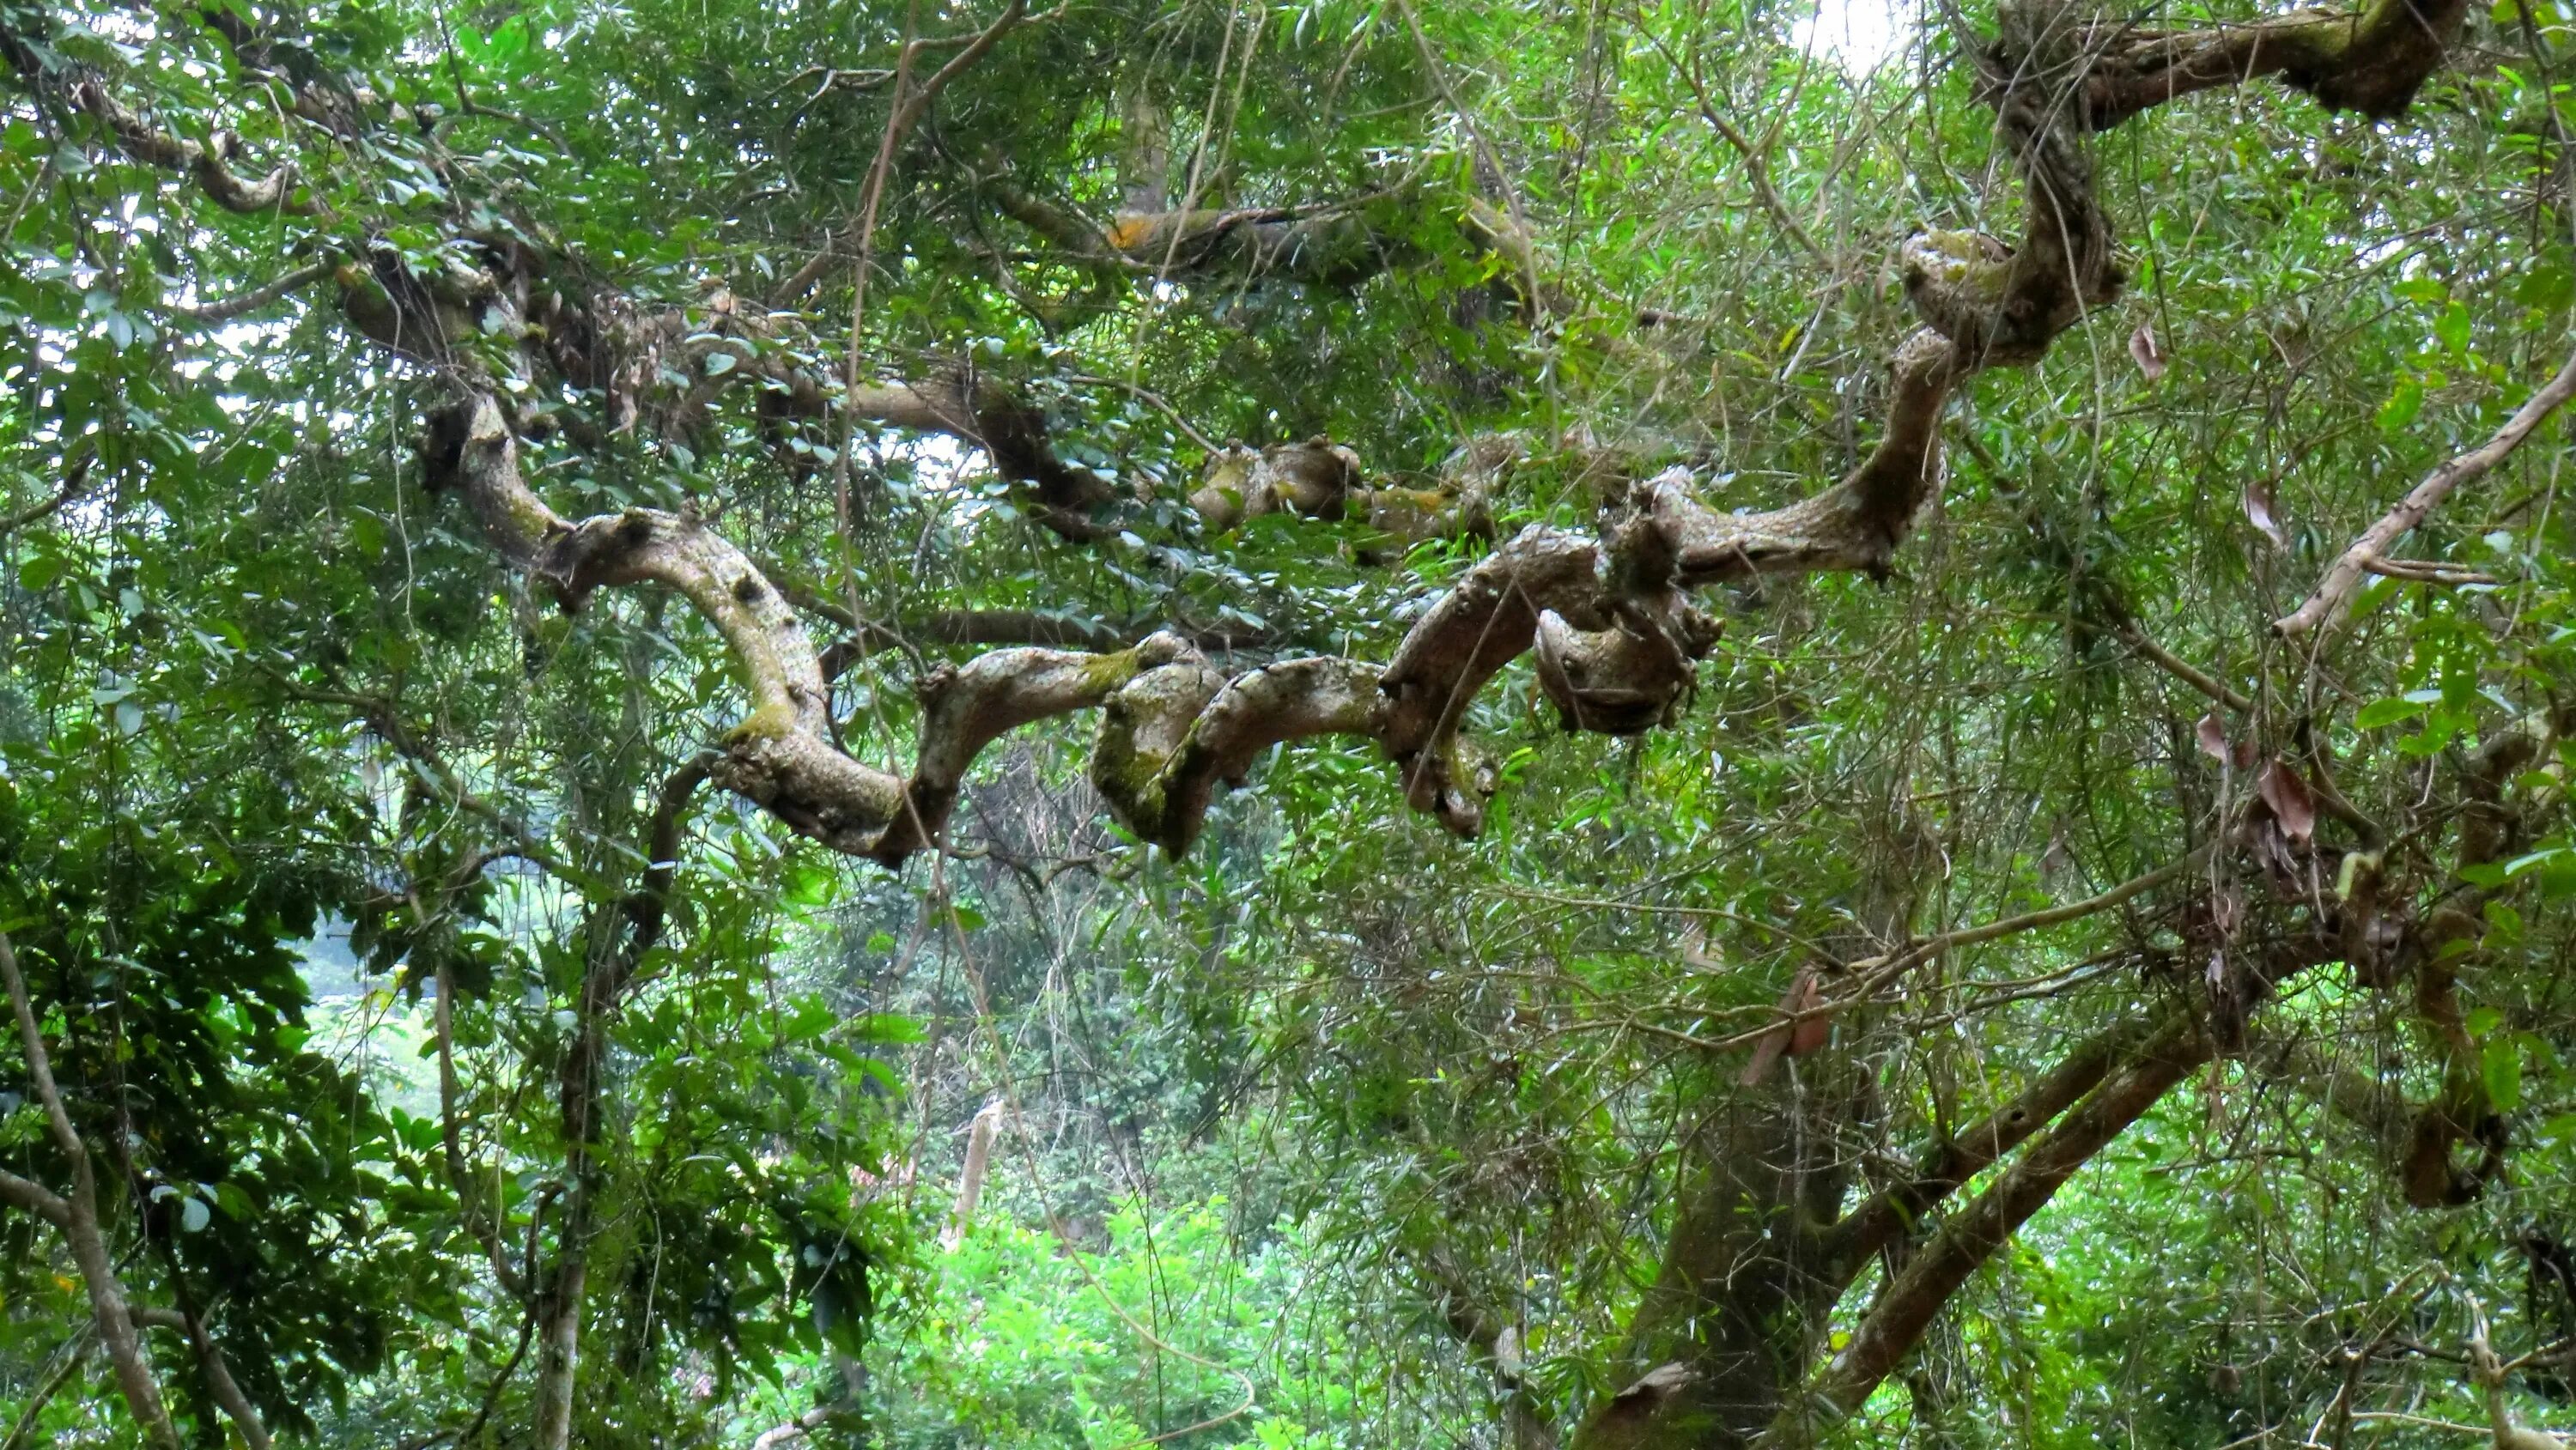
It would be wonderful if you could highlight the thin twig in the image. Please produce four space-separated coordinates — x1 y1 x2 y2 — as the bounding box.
1068 373 1223 454
0 1328 89 1450
2113 620 2251 713
0 446 98 539
1703 846 2212 1053
1631 8 1830 265
772 0 1029 306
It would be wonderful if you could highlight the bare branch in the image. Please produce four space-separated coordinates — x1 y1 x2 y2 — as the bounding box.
2075 0 2474 130
129 1307 270 1450
2276 342 2576 638
2113 621 2252 713
1775 1016 2211 1441
63 77 318 215
0 1165 70 1226
1825 1013 2155 1277
165 261 334 325
0 446 96 540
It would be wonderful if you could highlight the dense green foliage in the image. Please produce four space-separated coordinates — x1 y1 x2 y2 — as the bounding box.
4 0 2576 1444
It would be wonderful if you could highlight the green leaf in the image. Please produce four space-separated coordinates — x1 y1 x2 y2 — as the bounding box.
2482 1036 2522 1112
2482 900 2524 943
782 861 832 906
2434 301 2473 355
2354 697 2421 729
2377 378 2424 434
2518 261 2573 312
2505 844 2569 877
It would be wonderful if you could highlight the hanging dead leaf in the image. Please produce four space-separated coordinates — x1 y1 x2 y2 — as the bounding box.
1611 1362 1698 1408
2211 883 2244 937
2196 713 2231 762
2244 478 2287 547
2130 324 2167 382
2038 822 2075 886
1785 970 1830 1056
2257 759 2318 846
2205 949 2245 1053
1738 968 1829 1086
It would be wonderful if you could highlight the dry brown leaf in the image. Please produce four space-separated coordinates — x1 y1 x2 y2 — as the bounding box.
2245 479 2287 547
1785 971 1830 1056
2196 713 2231 761
2258 759 2318 846
1739 968 1830 1086
2130 324 2167 382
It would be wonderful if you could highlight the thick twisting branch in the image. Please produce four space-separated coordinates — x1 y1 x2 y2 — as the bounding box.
423 4 2121 873
2074 0 2473 129
59 76 316 215
1820 1013 2154 1280
368 0 2465 877
447 397 908 855
437 387 1899 868
987 179 1538 294
128 1307 270 1450
1766 1014 2236 1447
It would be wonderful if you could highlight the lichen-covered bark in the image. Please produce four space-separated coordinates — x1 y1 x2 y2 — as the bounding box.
2075 0 2472 130
249 0 2462 908
394 0 2131 877
438 368 1991 870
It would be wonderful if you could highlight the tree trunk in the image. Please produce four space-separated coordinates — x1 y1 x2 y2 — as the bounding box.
0 931 180 1450
532 1243 589 1450
533 978 608 1450
1569 1073 1866 1450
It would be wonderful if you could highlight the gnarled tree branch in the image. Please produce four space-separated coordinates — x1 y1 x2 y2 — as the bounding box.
2074 0 2473 130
